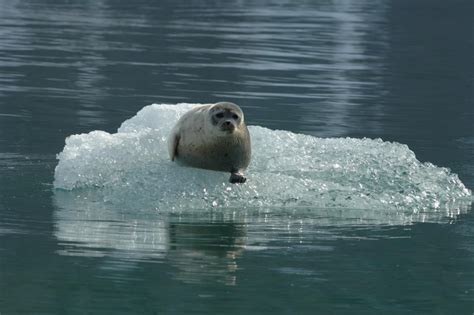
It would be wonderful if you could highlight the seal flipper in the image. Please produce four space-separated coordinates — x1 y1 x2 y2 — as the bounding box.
169 133 180 161
229 172 246 184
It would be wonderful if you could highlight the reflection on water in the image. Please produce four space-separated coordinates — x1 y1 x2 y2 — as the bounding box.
167 222 246 285
0 0 391 135
54 193 247 285
53 188 471 287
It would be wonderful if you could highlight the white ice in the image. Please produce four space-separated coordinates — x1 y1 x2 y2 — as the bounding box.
54 103 472 219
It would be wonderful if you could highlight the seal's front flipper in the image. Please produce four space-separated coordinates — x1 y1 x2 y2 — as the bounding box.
229 172 247 184
168 133 180 161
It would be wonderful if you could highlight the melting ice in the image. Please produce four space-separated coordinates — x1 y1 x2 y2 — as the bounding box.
54 103 472 222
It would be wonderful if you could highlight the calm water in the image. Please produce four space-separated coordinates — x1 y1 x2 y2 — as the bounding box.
1 0 473 314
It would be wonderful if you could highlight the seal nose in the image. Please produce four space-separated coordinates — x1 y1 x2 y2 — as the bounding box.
222 120 235 132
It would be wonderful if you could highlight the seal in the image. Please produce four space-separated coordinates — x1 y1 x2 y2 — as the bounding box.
168 102 251 183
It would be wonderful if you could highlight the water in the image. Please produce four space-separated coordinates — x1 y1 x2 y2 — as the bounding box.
1 0 473 314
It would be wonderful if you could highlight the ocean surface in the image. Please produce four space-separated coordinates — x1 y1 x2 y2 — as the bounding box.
1 0 473 314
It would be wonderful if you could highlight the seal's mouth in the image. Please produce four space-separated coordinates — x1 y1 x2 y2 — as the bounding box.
220 121 236 133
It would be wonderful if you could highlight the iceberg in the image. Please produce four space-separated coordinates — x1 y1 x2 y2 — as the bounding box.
54 103 472 221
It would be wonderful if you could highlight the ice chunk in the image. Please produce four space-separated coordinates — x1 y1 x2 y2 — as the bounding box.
54 103 472 219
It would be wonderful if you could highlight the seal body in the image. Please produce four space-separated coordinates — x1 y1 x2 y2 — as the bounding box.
168 102 251 183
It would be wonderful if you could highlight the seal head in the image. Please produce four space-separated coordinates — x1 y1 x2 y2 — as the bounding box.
209 102 243 134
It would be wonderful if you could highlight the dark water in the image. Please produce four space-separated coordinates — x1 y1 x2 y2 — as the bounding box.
1 0 473 314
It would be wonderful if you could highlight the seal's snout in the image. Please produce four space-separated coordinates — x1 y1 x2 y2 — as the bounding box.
221 120 235 132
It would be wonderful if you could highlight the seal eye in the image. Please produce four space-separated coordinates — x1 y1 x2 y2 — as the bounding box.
215 113 224 119
232 114 239 120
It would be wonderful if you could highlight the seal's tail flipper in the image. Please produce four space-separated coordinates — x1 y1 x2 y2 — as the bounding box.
229 172 246 184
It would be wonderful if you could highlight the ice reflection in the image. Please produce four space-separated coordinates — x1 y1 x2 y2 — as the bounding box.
167 222 246 286
53 191 247 286
53 186 470 286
